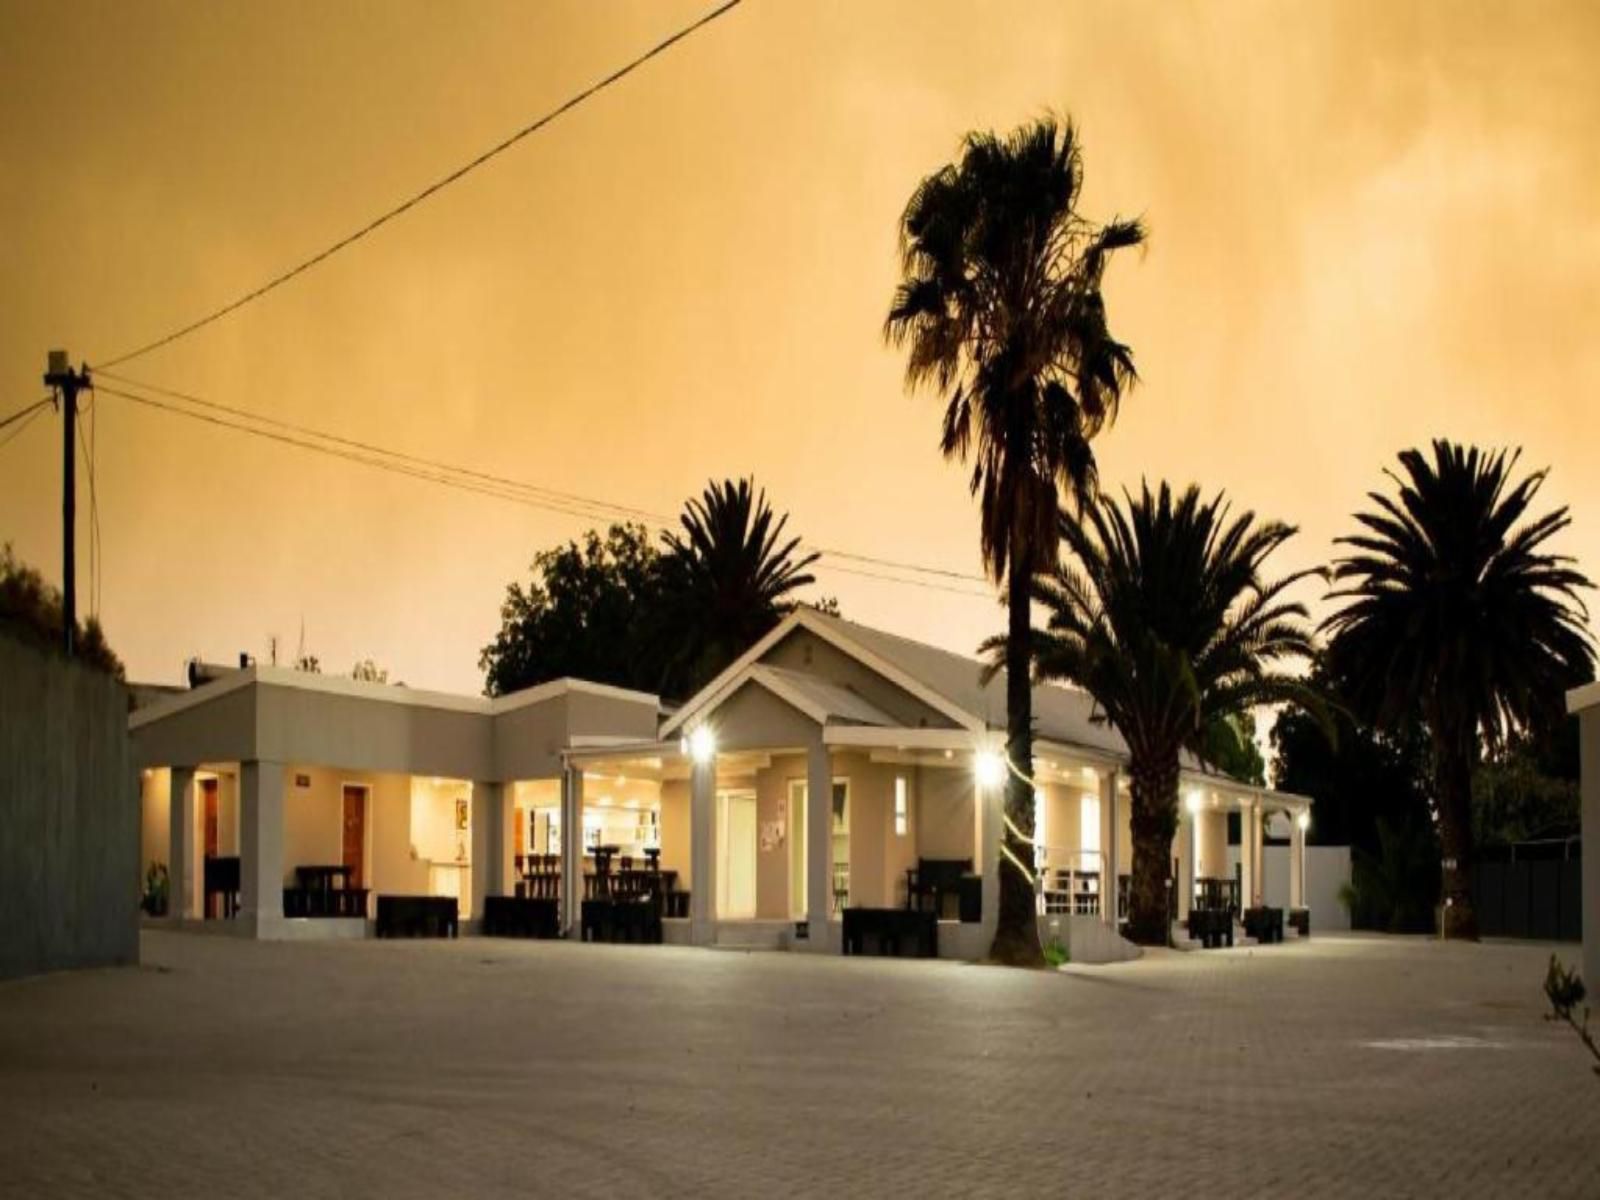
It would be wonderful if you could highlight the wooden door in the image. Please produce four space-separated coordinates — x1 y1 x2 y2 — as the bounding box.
342 786 367 887
201 778 219 857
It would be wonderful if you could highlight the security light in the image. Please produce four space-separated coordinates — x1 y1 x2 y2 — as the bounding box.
974 749 1005 789
688 726 716 765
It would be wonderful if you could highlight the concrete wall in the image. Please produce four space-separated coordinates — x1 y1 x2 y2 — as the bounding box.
1225 843 1352 931
1579 705 1600 991
915 765 975 863
0 632 138 979
659 780 690 887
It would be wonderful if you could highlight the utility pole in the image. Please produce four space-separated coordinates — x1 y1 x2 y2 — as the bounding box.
43 350 91 656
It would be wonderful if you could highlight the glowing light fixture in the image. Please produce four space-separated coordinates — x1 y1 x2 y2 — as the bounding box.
1296 811 1311 832
1184 790 1203 815
974 749 1006 790
688 726 716 765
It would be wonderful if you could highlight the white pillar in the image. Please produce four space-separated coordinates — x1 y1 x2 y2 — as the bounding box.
1239 801 1257 914
1099 768 1118 926
689 753 717 946
1289 812 1306 909
561 767 583 936
239 760 284 933
470 780 506 924
1250 804 1265 909
1176 811 1194 921
167 766 196 923
805 737 832 951
979 774 1002 948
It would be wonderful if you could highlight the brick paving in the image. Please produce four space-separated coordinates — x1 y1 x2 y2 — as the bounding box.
0 931 1595 1197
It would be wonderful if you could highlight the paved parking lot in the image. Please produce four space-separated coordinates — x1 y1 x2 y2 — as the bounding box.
0 931 1595 1197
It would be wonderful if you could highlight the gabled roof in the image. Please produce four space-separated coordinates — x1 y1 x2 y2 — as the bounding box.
747 664 898 727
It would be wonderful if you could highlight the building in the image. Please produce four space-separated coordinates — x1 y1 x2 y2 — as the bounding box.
131 609 1312 956
1565 683 1600 986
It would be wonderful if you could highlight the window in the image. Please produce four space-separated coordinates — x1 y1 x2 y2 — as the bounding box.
894 775 908 837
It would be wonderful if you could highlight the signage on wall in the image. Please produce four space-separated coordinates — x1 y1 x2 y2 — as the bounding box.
294 773 311 789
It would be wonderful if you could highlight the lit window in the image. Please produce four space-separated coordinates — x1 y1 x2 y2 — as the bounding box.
894 776 908 837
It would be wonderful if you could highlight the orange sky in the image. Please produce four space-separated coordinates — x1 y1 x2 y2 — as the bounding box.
3 0 1598 694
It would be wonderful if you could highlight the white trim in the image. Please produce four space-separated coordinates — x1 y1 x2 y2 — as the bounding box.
823 726 997 752
660 613 809 738
1567 681 1600 714
131 668 658 733
660 610 981 739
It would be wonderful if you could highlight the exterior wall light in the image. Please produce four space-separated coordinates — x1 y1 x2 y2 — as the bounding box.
1184 790 1203 815
688 726 716 765
974 749 1006 790
1296 811 1311 832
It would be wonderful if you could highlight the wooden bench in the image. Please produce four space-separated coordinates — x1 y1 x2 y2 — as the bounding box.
203 855 240 919
580 897 663 944
375 895 458 939
1243 906 1284 944
1186 907 1233 949
842 907 938 958
481 896 559 939
905 858 982 922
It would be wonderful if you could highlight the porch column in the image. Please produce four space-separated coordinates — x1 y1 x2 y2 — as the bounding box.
470 780 506 923
239 760 285 932
1251 803 1266 908
1239 801 1257 912
979 770 1002 948
1099 768 1118 926
167 766 196 923
689 753 717 946
1175 810 1194 921
805 736 832 952
561 766 583 936
1289 811 1306 909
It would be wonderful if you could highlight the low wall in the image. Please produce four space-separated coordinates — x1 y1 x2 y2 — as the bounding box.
0 631 139 979
1226 843 1353 932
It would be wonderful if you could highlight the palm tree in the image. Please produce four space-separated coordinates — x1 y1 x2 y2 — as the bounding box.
1322 441 1593 939
1024 483 1319 946
885 115 1144 966
660 478 820 695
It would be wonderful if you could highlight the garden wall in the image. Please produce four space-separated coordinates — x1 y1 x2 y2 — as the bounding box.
0 630 138 979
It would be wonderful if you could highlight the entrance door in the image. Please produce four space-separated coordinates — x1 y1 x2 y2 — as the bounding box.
201 778 219 858
717 791 757 919
341 786 367 887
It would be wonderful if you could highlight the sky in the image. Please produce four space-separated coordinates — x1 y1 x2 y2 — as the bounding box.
2 0 1598 696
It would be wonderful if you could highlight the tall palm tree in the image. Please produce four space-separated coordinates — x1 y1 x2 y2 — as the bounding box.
1024 483 1319 946
661 477 820 695
885 115 1144 965
1323 441 1593 939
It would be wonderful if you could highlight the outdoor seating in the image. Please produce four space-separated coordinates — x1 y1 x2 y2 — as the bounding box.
481 895 559 939
282 864 368 918
1288 907 1310 937
203 855 240 919
1186 906 1233 948
1242 906 1284 944
580 896 663 944
905 857 980 922
375 894 458 938
842 907 938 958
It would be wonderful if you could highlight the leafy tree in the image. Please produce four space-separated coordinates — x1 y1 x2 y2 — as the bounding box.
351 659 390 685
1024 484 1319 946
0 542 123 679
885 114 1144 966
1323 441 1594 938
1272 660 1439 930
659 478 819 695
479 523 665 697
1202 711 1266 787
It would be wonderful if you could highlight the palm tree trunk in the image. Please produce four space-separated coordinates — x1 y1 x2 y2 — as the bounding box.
1434 735 1480 940
988 556 1045 967
1126 747 1180 946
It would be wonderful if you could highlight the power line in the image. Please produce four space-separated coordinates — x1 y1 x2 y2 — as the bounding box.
96 380 999 603
96 369 992 586
0 395 52 433
92 0 745 371
0 402 47 450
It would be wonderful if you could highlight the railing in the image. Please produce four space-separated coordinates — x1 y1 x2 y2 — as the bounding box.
1036 847 1103 918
